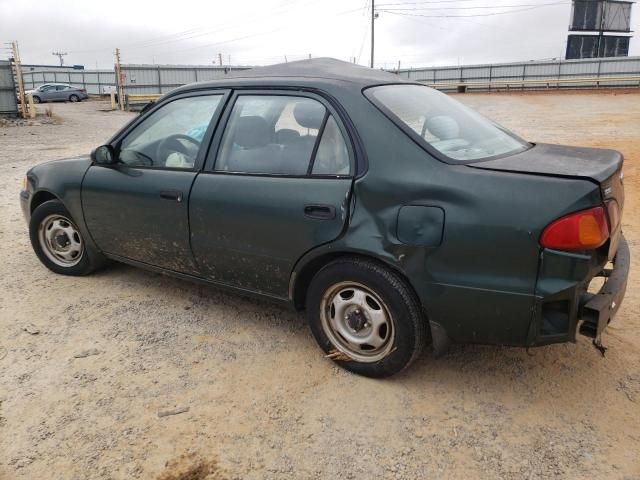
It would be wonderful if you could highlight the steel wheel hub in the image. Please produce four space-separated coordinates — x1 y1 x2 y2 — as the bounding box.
320 282 395 363
38 214 84 267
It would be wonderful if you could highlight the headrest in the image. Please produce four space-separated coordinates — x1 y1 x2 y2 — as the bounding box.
293 101 325 129
233 116 270 148
276 128 301 144
426 115 459 140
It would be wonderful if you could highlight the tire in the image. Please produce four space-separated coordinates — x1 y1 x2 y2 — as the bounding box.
306 257 427 378
32 96 41 104
29 199 105 276
69 94 79 102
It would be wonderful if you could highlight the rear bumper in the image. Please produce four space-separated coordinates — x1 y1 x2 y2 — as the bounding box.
579 235 630 340
532 234 630 346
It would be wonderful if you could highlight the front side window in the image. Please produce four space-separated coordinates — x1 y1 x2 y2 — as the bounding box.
215 95 351 176
119 95 222 169
366 84 529 162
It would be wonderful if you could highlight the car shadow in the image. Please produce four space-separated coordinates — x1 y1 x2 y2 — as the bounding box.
95 261 622 399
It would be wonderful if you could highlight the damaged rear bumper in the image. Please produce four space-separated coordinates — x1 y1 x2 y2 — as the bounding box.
531 234 630 347
578 235 630 342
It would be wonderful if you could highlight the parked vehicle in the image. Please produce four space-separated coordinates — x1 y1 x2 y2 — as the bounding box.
20 59 628 377
25 83 88 103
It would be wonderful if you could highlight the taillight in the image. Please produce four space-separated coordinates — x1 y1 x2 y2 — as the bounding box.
540 206 609 251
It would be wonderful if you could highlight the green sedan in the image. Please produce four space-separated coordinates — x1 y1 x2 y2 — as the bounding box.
19 59 629 377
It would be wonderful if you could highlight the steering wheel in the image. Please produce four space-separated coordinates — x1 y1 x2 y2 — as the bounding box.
155 134 201 165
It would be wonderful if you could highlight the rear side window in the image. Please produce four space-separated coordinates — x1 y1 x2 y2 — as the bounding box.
215 95 351 176
366 84 529 163
312 116 350 175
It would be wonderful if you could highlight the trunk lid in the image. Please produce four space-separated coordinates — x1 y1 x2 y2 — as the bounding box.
471 143 625 259
470 143 622 183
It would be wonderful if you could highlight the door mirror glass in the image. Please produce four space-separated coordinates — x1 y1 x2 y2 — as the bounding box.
92 145 116 165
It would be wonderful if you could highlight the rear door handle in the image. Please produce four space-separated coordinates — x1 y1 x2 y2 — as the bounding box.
160 190 183 202
304 204 336 220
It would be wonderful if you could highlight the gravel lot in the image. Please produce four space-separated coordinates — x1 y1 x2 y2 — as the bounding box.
1 92 639 480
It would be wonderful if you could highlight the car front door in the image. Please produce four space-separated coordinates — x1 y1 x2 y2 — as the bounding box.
81 91 228 274
189 91 355 298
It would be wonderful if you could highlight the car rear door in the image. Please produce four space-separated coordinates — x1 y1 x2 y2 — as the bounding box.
189 91 355 298
81 91 229 274
53 85 69 100
39 85 56 101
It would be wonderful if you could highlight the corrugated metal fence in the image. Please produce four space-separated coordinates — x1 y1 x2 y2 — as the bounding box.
0 60 18 115
396 56 640 90
13 57 640 107
22 67 116 95
120 64 250 95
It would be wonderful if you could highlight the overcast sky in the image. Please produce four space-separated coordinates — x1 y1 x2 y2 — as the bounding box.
1 0 637 69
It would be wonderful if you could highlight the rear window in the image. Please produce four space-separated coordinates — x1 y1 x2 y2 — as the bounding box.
365 84 529 163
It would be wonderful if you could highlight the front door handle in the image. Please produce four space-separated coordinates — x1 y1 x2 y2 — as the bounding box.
304 204 336 220
160 190 183 202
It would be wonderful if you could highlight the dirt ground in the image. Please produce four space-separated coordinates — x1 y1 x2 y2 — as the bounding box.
1 91 639 480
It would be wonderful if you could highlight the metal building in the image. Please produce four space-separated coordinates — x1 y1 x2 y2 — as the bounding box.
566 0 634 59
119 64 251 95
0 60 18 116
21 66 116 95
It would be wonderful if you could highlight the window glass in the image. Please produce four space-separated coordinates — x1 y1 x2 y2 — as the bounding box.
366 85 529 162
56 85 69 91
215 95 326 175
119 95 222 169
312 115 351 175
40 85 55 91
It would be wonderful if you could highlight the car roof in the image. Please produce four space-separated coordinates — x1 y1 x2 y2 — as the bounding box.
172 58 412 94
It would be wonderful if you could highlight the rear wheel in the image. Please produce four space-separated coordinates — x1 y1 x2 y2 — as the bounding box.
29 200 105 276
69 94 79 102
307 257 427 378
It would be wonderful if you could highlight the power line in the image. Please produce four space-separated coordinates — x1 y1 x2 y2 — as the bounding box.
70 0 317 55
379 3 569 10
378 2 567 18
376 0 526 5
154 6 364 56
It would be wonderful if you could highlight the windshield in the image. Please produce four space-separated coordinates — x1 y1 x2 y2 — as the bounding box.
366 84 529 162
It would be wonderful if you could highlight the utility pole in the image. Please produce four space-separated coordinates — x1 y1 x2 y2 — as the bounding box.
218 53 223 67
114 48 125 111
371 0 376 68
52 51 68 66
11 41 27 118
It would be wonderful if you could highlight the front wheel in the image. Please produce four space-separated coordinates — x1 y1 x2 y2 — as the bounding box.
32 96 41 104
306 257 427 378
29 200 105 276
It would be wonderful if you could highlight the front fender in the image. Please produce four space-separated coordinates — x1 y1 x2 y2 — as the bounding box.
24 156 98 251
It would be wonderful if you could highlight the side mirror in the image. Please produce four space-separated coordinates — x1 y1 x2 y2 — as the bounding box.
92 145 117 165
